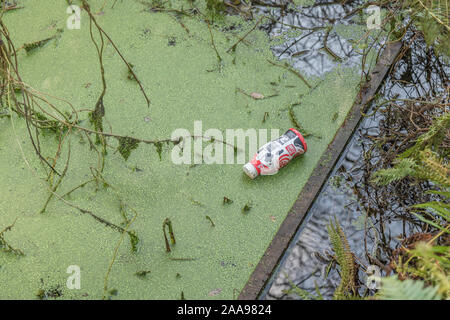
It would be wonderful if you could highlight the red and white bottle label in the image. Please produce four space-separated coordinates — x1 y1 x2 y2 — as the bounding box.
248 128 307 176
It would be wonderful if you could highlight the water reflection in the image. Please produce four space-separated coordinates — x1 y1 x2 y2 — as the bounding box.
257 0 368 77
260 1 448 300
263 114 380 300
254 0 381 299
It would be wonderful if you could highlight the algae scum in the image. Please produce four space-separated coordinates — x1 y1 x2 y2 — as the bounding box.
0 0 377 299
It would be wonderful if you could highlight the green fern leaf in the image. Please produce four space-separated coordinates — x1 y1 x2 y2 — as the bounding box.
380 276 441 300
327 217 356 299
371 158 418 185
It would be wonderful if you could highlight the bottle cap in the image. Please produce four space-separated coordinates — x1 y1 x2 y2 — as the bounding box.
288 128 307 152
243 163 258 179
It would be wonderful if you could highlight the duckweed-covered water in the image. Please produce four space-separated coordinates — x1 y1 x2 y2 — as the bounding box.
0 0 379 299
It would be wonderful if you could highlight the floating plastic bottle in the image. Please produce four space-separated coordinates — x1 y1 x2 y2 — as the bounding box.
243 128 307 179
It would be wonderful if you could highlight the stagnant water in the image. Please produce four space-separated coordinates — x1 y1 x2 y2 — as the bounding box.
258 0 370 77
0 0 386 299
255 1 449 299
262 99 388 299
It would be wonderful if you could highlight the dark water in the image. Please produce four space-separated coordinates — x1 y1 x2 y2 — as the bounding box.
262 109 384 299
257 0 371 77
255 0 449 300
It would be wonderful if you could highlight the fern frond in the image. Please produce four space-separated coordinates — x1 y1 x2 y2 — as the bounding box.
282 273 322 300
379 276 442 300
371 158 419 185
327 217 356 299
417 149 450 187
414 112 450 151
372 148 449 187
416 0 450 31
392 243 449 298
383 248 448 299
413 200 450 220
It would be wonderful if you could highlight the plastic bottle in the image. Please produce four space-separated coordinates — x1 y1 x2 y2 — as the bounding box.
243 128 307 179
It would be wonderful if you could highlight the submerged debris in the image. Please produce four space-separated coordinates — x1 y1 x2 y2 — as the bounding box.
163 218 176 252
2 3 24 11
206 215 215 227
135 270 151 278
127 63 136 80
208 288 222 296
242 201 252 213
0 219 24 256
250 92 264 99
23 29 63 53
223 196 233 204
36 286 63 300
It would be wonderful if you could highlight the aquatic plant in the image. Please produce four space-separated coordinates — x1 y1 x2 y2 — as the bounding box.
0 219 24 256
393 0 449 56
0 0 298 298
372 112 449 187
327 217 359 299
378 276 442 300
284 218 361 300
269 0 449 301
205 0 226 21
135 270 151 278
1 0 446 300
103 211 138 299
390 242 450 298
282 273 324 300
370 109 449 299
372 112 449 234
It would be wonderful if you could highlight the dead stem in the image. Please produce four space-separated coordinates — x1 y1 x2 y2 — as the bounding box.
322 27 342 62
207 20 222 64
0 218 24 256
170 13 190 35
170 257 196 261
206 215 215 227
40 132 72 214
227 15 264 53
82 0 151 107
163 218 176 252
60 179 96 199
0 22 62 176
267 59 312 89
0 3 24 13
102 210 138 300
87 5 107 161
